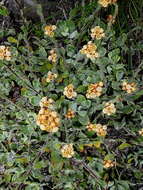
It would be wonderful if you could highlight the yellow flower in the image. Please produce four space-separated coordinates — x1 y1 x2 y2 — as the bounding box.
39 97 54 109
122 81 136 94
86 82 103 99
65 109 75 119
63 84 77 99
80 41 99 59
0 45 11 61
139 129 143 136
103 160 115 168
98 0 112 7
86 123 97 132
86 123 107 137
44 25 57 37
46 71 57 83
103 102 116 115
48 49 57 63
94 124 107 137
36 108 60 133
91 26 105 40
61 144 75 158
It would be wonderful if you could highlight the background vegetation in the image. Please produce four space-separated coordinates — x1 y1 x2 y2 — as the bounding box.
0 0 143 189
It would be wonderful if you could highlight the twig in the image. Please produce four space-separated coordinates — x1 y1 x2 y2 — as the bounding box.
134 60 143 78
0 93 33 125
71 158 100 180
2 61 41 96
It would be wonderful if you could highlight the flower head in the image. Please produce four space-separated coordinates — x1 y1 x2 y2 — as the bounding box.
122 81 136 94
0 45 11 61
103 102 116 116
94 124 107 137
65 109 75 119
63 84 77 99
46 71 57 83
61 144 75 158
86 123 97 132
86 123 107 137
91 26 105 40
80 41 99 59
36 108 60 133
48 49 57 63
139 129 143 136
86 82 103 99
103 160 115 168
39 97 54 109
98 0 112 7
44 25 57 37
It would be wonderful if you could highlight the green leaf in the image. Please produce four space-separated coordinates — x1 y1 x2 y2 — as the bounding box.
67 45 75 57
56 96 65 109
36 46 47 58
78 115 89 125
121 105 134 114
76 85 87 93
81 100 91 108
78 111 87 117
51 151 64 171
7 36 18 44
69 30 78 39
76 95 86 104
116 71 124 81
34 160 47 169
118 180 130 190
104 154 115 160
108 48 120 64
98 47 107 57
30 96 41 106
118 143 131 150
126 90 143 101
0 6 9 16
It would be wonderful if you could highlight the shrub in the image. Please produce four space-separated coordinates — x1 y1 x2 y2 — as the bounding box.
0 0 143 189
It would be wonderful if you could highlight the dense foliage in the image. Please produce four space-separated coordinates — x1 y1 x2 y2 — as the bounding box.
0 0 143 189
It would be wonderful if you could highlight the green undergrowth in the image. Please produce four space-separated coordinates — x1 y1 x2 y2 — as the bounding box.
0 0 143 189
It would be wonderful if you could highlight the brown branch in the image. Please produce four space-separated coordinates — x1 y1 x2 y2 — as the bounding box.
3 62 41 95
71 158 100 180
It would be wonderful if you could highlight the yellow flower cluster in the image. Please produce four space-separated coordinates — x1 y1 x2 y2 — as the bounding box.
48 49 57 63
36 97 60 133
94 124 107 137
86 123 97 132
39 97 54 109
44 25 57 37
139 129 143 136
0 45 11 61
103 160 115 168
91 26 105 40
65 109 75 119
122 81 136 94
63 84 77 99
98 0 112 7
61 144 75 158
103 102 116 115
46 71 57 83
98 0 117 7
86 123 107 137
80 41 99 59
86 82 103 99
